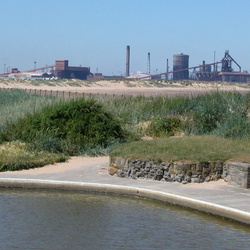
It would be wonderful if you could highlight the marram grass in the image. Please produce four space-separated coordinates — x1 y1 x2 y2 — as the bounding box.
0 141 67 171
0 89 60 129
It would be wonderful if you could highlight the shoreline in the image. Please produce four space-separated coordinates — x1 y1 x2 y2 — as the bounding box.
1 178 250 225
0 156 250 225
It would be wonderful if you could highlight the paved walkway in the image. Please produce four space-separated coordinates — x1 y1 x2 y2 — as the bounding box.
0 156 250 225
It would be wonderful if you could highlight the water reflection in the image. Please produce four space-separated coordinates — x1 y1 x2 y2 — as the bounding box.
0 189 250 249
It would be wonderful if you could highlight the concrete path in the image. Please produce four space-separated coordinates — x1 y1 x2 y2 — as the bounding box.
0 156 250 225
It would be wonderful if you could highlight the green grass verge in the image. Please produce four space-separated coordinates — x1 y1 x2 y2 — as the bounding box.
0 141 68 171
110 135 250 163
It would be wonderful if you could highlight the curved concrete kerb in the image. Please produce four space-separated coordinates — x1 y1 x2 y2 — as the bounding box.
1 178 250 225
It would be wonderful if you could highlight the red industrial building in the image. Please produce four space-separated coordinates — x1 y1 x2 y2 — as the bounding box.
52 60 91 80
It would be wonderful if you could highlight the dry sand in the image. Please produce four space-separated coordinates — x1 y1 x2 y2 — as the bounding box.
1 79 250 97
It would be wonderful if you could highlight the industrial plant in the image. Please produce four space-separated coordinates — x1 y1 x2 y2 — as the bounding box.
171 50 250 82
125 46 250 82
0 60 92 80
1 47 250 82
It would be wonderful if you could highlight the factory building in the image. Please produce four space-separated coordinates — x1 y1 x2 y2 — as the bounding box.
52 60 91 80
1 60 92 80
195 51 250 82
218 72 250 82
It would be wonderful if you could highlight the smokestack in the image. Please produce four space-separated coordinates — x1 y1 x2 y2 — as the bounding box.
126 45 130 77
166 58 169 80
147 52 151 74
202 60 205 72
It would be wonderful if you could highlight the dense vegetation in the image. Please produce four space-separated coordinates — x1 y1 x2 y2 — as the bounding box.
0 91 127 156
1 88 250 171
0 89 60 130
98 91 250 139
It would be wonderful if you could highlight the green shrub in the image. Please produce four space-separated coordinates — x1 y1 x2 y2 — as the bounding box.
146 116 182 137
192 103 226 134
28 132 64 154
0 98 128 155
214 114 250 139
181 91 250 135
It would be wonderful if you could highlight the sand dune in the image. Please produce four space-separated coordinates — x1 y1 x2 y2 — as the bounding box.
0 79 250 97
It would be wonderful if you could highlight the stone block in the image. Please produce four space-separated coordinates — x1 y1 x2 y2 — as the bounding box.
173 163 192 175
226 162 250 189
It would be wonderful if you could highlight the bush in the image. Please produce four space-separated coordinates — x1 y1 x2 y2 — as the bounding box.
0 98 128 155
146 116 182 137
214 114 250 139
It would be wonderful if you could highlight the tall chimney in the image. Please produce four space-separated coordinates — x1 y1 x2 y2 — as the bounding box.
126 45 130 77
147 52 151 74
166 58 169 80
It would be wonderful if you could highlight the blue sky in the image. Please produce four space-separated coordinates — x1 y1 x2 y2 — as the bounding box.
1 0 249 75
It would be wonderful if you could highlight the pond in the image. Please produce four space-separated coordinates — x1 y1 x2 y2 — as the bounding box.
0 189 250 250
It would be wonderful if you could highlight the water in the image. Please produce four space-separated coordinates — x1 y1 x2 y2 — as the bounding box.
0 189 250 250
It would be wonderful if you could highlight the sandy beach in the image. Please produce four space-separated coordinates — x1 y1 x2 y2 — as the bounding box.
1 79 250 97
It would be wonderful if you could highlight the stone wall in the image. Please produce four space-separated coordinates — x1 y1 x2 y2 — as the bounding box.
109 157 223 184
224 162 250 189
109 157 250 188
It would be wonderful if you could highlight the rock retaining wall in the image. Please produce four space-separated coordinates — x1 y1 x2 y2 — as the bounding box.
224 162 250 189
109 157 223 184
109 157 250 188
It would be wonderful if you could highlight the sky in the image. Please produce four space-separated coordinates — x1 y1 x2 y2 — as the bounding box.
1 0 250 76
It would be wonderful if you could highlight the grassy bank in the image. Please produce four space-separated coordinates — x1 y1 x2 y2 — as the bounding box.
110 135 250 163
1 88 250 171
